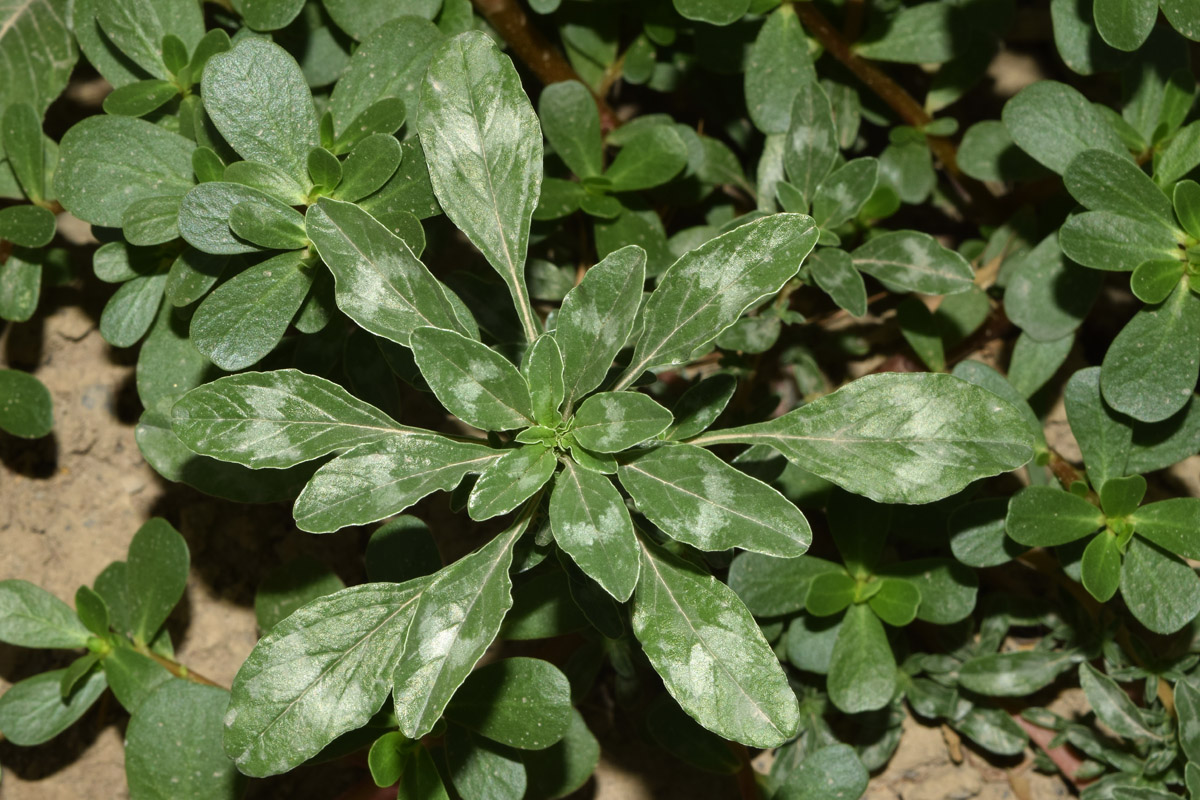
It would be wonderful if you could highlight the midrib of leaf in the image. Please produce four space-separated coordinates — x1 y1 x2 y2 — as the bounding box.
623 460 790 537
456 43 538 344
0 0 40 41
399 517 527 733
636 535 784 736
240 588 426 760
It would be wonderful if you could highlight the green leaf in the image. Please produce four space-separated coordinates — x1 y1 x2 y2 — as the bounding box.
1132 499 1200 560
949 498 1024 568
202 38 318 181
329 16 439 142
813 158 879 231
294 434 498 533
728 552 843 617
539 80 601 178
322 0 441 40
393 521 526 739
620 444 811 557
1173 180 1200 241
1064 149 1176 229
255 556 345 633
0 579 89 648
855 2 958 63
694 373 1034 504
411 327 535 431
1008 331 1072 399
399 744 451 800
0 368 52 438
1079 663 1160 741
667 374 737 441
232 0 305 30
954 707 1028 756
190 250 315 370
446 725 526 800
99 271 166 349
228 199 308 250
74 586 109 637
306 198 468 345
332 134 400 203
1060 211 1183 272
224 159 308 205
445 657 571 749
0 0 76 116
178 182 290 255
869 578 921 627
418 30 543 341
224 581 429 776
604 125 688 192
1093 0 1156 51
126 682 245 799
556 245 646 409
1081 530 1122 602
645 693 741 775
622 214 817 380
102 78 178 117
94 0 169 77
783 82 838 208
1137 256 1192 300
803 571 855 617
120 195 181 247
958 120 1047 182
806 247 867 317
172 369 410 469
0 247 41 322
366 516 443 584
827 604 895 713
2 103 45 201
959 650 1077 696
1006 486 1104 547
745 4 816 135
777 744 869 800
102 647 172 714
951 359 1045 449
522 334 565 427
851 230 974 295
1176 679 1200 763
632 535 799 747
881 558 977 624
674 0 749 25
1005 233 1100 342
1121 536 1200 634
467 444 556 520
571 391 672 453
367 732 413 787
1098 474 1146 518
1003 80 1130 174
550 459 639 601
1101 283 1200 423
0 667 106 745
56 116 194 228
1064 367 1130 489
897 298 945 372
522 709 600 798
126 518 188 643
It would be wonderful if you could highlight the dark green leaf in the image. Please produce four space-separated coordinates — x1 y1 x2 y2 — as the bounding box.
1059 211 1183 271
1081 530 1122 602
1078 663 1160 740
1120 536 1200 634
446 724 526 800
126 518 188 644
0 369 52 438
604 125 688 192
827 603 895 713
254 556 346 632
806 247 867 317
0 579 89 648
958 650 1078 696
1003 80 1130 174
0 667 106 745
778 743 868 800
1093 0 1156 51
851 230 974 295
1006 486 1104 547
228 199 308 250
745 4 816 135
1064 149 1176 229
539 80 601 178
949 498 1024 568
445 657 571 749
1132 499 1200 560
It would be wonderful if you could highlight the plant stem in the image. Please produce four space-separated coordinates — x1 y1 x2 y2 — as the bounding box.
469 0 619 131
789 1 997 217
137 645 224 688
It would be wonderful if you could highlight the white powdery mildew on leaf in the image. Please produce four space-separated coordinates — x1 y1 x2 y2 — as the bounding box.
633 539 799 748
224 582 429 777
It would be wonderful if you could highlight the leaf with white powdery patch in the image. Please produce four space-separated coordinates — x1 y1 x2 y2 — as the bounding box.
632 535 799 748
551 459 639 601
410 327 534 431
